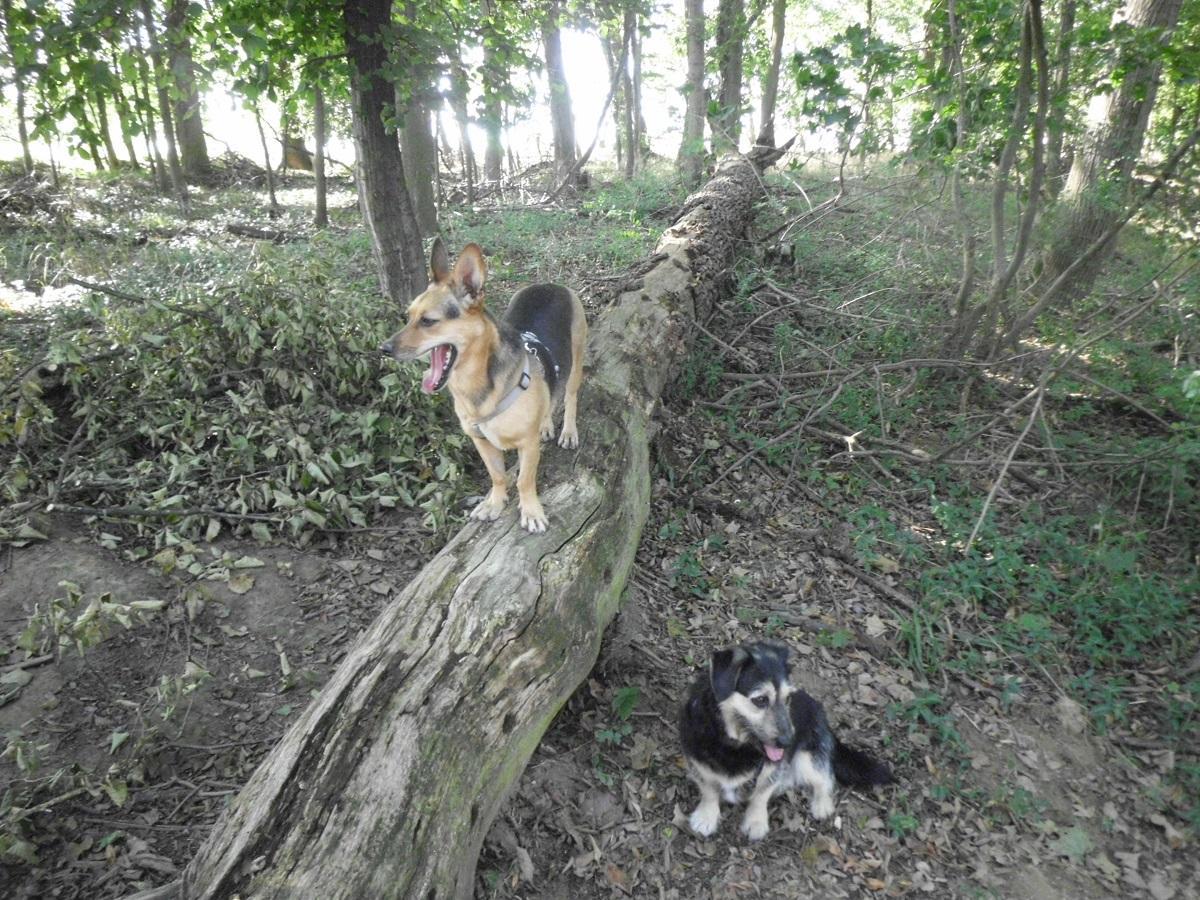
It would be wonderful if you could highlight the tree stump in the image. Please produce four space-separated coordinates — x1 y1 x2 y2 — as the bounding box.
137 146 788 900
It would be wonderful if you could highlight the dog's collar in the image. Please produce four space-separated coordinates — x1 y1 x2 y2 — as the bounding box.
469 354 532 437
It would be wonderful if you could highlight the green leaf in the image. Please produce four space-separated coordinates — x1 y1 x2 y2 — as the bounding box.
228 573 255 595
1051 826 1093 863
109 730 130 753
1 669 33 686
612 686 640 721
103 778 129 808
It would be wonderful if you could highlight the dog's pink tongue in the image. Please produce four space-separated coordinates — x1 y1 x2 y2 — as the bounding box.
422 345 445 393
765 744 784 763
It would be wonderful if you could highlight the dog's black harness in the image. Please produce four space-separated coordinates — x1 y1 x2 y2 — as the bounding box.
468 332 559 439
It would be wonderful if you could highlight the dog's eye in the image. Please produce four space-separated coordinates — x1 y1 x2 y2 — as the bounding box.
752 696 770 708
418 316 438 328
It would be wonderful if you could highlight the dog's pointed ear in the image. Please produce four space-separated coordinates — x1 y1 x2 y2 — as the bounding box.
710 646 750 701
452 243 487 305
430 236 450 283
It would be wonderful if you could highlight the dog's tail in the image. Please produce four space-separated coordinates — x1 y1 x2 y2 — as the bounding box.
833 739 894 788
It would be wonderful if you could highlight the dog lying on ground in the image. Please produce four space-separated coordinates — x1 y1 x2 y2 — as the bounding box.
679 641 894 840
380 238 586 533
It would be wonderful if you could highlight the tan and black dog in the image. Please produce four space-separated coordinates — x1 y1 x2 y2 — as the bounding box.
380 238 586 533
680 642 894 840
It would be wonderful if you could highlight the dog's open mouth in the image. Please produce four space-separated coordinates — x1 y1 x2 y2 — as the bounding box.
763 743 785 763
422 344 457 393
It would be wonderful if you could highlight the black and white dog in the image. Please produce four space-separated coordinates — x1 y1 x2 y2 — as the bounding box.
679 641 894 840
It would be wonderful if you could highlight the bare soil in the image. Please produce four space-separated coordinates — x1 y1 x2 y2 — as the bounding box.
0 511 435 897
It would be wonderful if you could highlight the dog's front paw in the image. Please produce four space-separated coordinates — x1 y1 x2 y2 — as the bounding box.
470 496 506 522
557 426 579 450
519 503 548 533
810 795 835 821
540 421 556 442
740 809 770 842
689 804 720 837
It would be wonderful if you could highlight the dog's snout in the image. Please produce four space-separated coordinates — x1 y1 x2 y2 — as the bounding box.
379 339 394 357
775 705 794 745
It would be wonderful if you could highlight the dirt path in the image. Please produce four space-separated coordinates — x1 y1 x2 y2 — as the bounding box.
0 512 435 897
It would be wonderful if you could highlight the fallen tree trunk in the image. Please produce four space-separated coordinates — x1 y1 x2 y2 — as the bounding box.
136 146 788 900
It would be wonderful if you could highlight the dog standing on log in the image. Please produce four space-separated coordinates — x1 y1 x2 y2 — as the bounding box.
380 238 586 533
680 641 894 840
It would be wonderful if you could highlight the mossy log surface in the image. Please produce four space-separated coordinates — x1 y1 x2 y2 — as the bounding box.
137 148 785 900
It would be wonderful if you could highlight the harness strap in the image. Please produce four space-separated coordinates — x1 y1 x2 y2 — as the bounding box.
469 354 532 438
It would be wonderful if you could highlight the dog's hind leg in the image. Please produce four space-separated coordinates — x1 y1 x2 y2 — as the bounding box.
794 750 837 820
557 294 587 450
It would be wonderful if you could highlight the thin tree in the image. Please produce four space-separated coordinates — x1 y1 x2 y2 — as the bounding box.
254 105 281 218
620 5 636 176
677 0 706 182
757 0 787 148
1044 0 1076 195
91 89 121 167
448 52 477 201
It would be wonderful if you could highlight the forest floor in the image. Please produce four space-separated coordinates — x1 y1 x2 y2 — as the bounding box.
1 159 1196 899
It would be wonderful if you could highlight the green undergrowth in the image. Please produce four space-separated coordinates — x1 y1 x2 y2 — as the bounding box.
2 218 468 545
0 164 684 550
679 159 1200 828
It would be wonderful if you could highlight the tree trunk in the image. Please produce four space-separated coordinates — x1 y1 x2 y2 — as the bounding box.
481 0 504 184
2 0 34 175
1039 0 1183 300
757 0 786 148
678 0 706 183
542 0 578 181
344 0 425 306
710 0 745 153
129 143 791 900
314 84 328 228
166 0 209 177
139 0 188 201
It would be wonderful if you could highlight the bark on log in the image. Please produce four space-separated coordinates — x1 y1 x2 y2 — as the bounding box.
133 147 787 900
